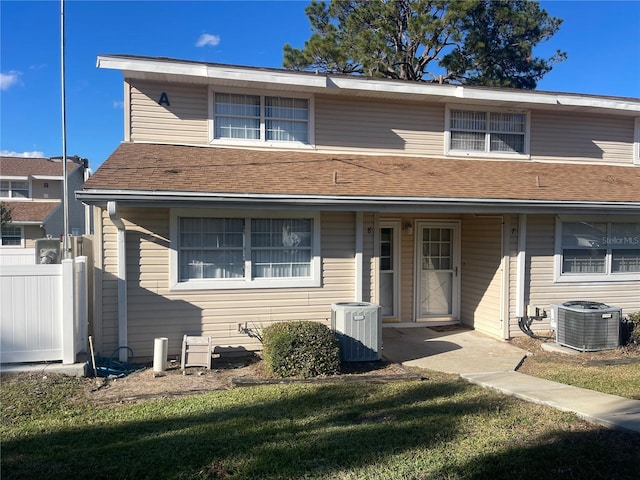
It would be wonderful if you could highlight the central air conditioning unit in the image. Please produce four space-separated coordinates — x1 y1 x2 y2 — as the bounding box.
331 302 382 362
552 301 621 352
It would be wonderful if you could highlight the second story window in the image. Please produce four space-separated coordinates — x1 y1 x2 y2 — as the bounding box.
1 180 29 198
447 108 528 156
213 92 310 145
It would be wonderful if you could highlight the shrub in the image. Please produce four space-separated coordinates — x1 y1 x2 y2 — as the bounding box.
621 312 640 347
262 321 341 378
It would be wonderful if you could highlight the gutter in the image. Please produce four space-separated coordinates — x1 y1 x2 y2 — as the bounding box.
77 190 640 214
107 201 128 362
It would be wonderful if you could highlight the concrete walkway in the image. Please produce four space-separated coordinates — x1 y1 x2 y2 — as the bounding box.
382 326 640 434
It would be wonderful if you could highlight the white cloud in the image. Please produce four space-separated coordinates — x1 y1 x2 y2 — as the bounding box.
1 150 46 158
113 100 124 109
196 33 221 47
1 71 21 91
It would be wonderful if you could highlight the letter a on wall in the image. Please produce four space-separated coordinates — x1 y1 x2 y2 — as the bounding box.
158 92 170 106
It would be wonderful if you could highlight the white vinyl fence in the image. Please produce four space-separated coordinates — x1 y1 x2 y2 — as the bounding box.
1 257 88 364
0 248 36 265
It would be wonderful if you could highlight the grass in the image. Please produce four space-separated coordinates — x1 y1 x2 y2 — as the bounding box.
2 371 639 480
518 357 640 399
512 336 640 400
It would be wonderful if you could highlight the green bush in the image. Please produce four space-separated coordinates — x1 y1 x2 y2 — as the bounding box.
262 321 341 378
621 312 640 347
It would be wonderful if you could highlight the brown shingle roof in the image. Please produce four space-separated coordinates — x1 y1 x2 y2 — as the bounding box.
0 157 79 177
2 201 60 223
82 143 640 203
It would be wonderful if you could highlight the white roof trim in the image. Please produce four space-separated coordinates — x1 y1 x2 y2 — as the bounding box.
30 175 64 180
97 54 640 113
97 55 327 88
0 176 28 181
77 189 640 212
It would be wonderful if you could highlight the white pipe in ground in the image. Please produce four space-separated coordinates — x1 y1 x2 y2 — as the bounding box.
153 337 168 373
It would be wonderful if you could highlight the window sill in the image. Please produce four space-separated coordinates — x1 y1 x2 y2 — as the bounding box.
210 139 315 150
555 273 640 283
170 277 321 291
446 149 530 160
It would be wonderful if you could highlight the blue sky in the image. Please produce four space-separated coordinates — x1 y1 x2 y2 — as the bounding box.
1 0 639 171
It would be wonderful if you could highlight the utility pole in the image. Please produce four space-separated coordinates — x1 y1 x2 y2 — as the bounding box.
60 0 70 257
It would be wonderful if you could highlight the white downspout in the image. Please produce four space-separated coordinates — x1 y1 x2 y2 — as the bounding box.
355 211 363 302
501 216 511 340
515 214 527 321
108 201 128 361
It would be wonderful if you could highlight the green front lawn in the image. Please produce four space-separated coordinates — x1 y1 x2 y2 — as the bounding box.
2 372 639 480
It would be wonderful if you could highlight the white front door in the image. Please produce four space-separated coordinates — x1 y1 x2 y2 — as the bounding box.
416 221 460 321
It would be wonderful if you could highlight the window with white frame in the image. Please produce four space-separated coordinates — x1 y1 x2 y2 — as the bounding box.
557 219 640 280
172 210 320 289
1 180 29 198
213 92 309 144
447 108 528 155
1 226 23 246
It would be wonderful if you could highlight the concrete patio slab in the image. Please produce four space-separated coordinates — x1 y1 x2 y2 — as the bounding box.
382 326 528 374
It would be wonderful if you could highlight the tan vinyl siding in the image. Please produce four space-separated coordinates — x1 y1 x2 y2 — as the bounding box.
362 212 375 303
122 80 637 165
98 208 356 358
399 219 415 322
531 112 635 165
23 226 44 248
508 214 640 337
31 179 62 199
460 214 503 338
128 80 208 145
315 95 444 156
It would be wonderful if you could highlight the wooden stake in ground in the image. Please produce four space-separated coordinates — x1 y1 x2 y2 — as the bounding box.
89 336 98 377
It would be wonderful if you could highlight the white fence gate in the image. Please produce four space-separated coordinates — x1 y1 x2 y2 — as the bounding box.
0 257 88 364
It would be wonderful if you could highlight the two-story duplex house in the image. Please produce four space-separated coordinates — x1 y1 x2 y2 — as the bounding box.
1 155 89 264
78 54 640 359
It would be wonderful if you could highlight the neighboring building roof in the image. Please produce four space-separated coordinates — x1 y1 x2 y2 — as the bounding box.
2 201 60 224
80 143 640 210
0 156 82 178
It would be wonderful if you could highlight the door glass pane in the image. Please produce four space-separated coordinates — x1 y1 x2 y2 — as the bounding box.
420 271 453 316
379 227 395 317
380 272 394 317
420 227 454 316
380 227 393 271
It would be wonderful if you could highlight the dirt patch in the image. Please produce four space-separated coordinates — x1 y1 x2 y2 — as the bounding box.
84 354 416 406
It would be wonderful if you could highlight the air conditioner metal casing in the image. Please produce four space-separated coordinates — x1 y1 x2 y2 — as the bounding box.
554 301 621 352
331 302 382 362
